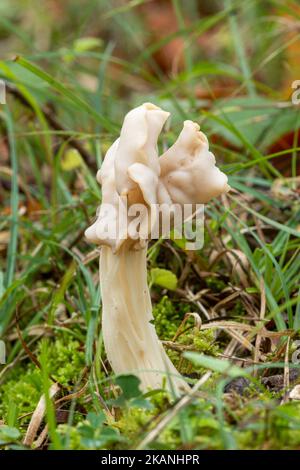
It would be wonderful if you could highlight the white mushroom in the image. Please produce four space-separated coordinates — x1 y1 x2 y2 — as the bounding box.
85 103 229 393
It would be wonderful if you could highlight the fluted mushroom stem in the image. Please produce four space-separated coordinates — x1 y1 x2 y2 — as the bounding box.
100 245 189 392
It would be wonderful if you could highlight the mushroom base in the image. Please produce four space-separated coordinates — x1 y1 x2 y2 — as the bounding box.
100 245 189 393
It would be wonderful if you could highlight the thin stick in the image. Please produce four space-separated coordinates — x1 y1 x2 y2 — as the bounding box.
253 277 266 376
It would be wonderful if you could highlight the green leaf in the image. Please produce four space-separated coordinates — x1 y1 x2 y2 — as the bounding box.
184 353 247 378
115 374 142 400
114 375 152 409
4 107 19 289
61 148 83 171
73 37 102 52
0 425 20 441
150 268 178 291
86 411 106 429
79 414 121 449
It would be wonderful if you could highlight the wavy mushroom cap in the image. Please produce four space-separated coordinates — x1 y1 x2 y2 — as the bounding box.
159 120 229 205
114 103 170 198
85 104 229 250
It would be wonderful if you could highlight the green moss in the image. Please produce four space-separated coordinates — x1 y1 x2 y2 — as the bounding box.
231 299 246 317
57 424 83 450
192 329 220 355
168 328 220 373
153 296 189 340
42 335 85 386
149 401 223 450
0 334 85 425
115 407 152 443
227 396 300 450
58 407 153 450
153 296 220 374
205 276 227 292
268 402 300 449
0 369 42 422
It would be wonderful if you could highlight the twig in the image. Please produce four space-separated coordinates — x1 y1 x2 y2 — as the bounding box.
23 383 60 447
281 337 291 404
